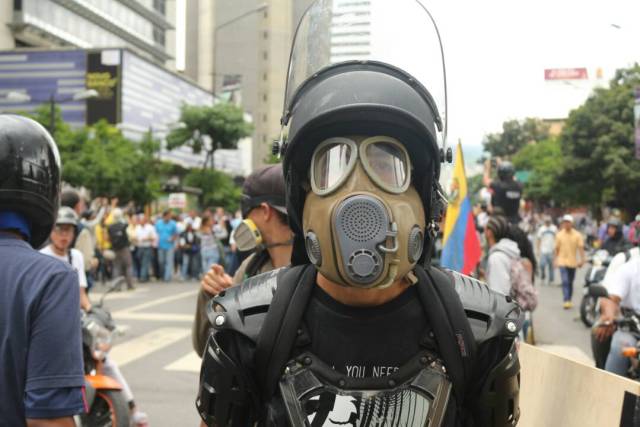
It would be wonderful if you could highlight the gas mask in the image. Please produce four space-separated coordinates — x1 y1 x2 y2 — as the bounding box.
302 136 426 289
232 219 264 252
232 218 293 253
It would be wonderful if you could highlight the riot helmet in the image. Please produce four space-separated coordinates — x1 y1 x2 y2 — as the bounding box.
277 0 449 286
0 115 61 247
497 161 515 181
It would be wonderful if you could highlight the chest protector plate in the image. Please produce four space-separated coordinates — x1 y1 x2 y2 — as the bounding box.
279 351 451 427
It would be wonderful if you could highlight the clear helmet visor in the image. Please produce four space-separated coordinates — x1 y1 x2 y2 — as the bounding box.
283 0 447 144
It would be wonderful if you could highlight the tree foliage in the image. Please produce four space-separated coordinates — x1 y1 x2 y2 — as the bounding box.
559 65 640 214
512 138 566 203
166 103 253 168
29 105 166 205
183 168 242 212
483 117 550 158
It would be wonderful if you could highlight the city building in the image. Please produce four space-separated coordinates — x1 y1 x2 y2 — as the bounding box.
0 0 176 66
0 47 252 175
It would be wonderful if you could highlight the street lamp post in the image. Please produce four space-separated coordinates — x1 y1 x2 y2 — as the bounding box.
212 3 268 92
49 89 98 137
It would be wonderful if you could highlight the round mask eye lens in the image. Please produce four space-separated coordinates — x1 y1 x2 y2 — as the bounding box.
364 141 408 191
313 141 354 192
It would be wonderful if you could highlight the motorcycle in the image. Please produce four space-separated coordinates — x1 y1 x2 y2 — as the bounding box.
590 284 640 374
580 249 610 327
76 278 130 427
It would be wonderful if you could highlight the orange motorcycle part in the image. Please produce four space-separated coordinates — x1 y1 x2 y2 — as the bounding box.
622 347 638 358
85 374 123 391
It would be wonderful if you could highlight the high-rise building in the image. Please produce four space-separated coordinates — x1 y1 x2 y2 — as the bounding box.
204 0 316 170
0 0 176 65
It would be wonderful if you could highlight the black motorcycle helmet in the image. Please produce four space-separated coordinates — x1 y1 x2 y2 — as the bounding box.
280 61 443 266
0 115 61 247
497 161 515 181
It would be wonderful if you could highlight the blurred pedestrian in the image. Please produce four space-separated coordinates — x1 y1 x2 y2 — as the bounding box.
630 214 640 246
198 215 221 275
155 210 178 282
179 222 200 281
483 158 523 225
536 216 557 285
135 214 156 282
108 208 134 290
554 214 585 309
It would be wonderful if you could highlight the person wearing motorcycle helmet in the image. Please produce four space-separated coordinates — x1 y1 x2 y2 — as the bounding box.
196 2 522 426
0 115 85 426
40 207 92 311
601 217 632 255
483 159 523 225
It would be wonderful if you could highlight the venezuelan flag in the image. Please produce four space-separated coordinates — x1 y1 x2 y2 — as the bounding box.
440 141 482 275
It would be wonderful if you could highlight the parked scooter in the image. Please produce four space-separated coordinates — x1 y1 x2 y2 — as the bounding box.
580 249 610 327
76 278 130 427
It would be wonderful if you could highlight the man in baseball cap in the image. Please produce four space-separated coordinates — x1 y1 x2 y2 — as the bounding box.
191 164 293 356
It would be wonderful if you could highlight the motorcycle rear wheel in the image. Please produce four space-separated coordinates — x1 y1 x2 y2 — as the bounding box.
83 390 130 427
580 295 597 327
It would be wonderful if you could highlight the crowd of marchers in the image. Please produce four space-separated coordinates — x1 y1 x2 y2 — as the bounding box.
59 191 246 292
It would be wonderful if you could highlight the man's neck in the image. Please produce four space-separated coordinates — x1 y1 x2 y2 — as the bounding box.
267 244 292 269
50 244 68 257
316 273 411 307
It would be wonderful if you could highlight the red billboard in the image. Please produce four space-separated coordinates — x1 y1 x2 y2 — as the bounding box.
544 68 588 80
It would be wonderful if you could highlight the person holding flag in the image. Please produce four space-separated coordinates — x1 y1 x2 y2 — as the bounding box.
441 141 482 275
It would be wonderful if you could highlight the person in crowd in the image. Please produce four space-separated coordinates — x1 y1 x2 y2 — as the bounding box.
485 216 522 295
108 208 134 290
127 212 140 279
213 207 232 266
537 215 558 285
61 189 98 291
476 202 490 231
192 164 293 356
179 222 200 281
0 115 85 426
40 207 92 311
629 214 640 246
198 215 221 277
155 210 178 282
483 158 523 225
601 217 631 255
554 214 585 309
135 214 157 282
42 208 149 426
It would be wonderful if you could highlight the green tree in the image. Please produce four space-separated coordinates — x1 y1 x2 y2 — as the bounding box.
512 137 566 203
483 117 550 158
29 105 164 205
183 168 242 212
166 103 253 169
560 65 640 214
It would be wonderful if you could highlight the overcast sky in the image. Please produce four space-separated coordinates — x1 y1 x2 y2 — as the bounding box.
425 0 640 147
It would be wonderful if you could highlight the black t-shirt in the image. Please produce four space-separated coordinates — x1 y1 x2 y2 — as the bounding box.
490 180 523 220
304 285 429 378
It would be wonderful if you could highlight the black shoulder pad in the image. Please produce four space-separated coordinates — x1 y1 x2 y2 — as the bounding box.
207 267 285 343
449 271 523 345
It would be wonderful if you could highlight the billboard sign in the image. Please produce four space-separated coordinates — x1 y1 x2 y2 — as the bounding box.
168 192 187 209
544 68 588 80
86 50 121 125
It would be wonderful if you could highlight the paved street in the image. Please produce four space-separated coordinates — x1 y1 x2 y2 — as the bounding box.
90 281 203 427
532 266 594 365
91 267 595 426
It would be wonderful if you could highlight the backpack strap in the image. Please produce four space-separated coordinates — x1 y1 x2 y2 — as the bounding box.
244 250 271 278
254 264 317 401
415 266 477 411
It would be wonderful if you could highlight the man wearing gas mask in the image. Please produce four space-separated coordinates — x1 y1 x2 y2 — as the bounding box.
196 1 522 426
191 164 293 356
